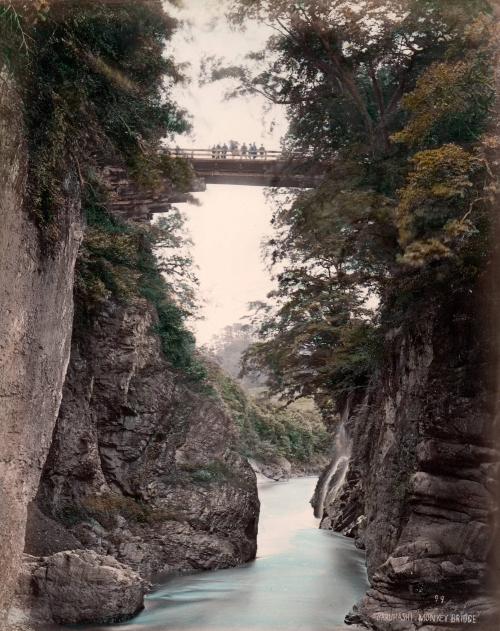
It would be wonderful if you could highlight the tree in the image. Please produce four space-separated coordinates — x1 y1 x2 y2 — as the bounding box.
225 0 493 158
234 0 495 412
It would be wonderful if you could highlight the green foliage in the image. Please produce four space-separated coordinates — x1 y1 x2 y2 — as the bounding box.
1 1 189 246
59 493 183 528
157 154 194 194
396 144 486 266
225 0 493 158
240 161 393 410
243 314 381 412
393 58 494 148
247 401 329 464
75 182 205 381
391 13 494 269
76 183 137 309
208 362 329 464
229 0 496 415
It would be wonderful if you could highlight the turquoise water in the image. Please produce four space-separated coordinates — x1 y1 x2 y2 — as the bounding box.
80 477 368 631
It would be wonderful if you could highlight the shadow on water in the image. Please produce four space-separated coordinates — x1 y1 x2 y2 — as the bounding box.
73 478 368 631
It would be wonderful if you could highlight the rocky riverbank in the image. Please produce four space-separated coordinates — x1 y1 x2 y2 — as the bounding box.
12 292 259 627
314 305 500 630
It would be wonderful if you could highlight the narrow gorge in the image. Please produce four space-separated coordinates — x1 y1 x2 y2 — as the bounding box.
1 2 500 631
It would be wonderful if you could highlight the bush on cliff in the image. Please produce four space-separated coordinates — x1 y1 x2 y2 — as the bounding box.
76 182 205 380
0 0 190 246
207 360 329 467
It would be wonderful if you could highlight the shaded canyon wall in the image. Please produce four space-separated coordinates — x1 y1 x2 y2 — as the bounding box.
29 297 259 580
0 75 83 622
314 301 499 630
0 84 258 626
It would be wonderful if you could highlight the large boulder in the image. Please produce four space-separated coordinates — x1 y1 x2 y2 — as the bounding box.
12 551 144 626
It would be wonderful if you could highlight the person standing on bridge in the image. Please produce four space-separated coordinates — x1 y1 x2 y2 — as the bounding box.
222 143 228 159
250 143 258 159
211 145 216 159
229 140 240 158
241 143 248 159
215 143 222 159
259 144 266 159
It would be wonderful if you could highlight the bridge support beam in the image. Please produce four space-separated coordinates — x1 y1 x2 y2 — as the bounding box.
190 157 325 188
198 172 323 188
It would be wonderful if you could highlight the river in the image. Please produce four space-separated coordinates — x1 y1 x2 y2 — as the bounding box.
80 477 368 631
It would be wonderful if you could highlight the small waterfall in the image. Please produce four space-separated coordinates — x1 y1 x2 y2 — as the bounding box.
314 412 352 519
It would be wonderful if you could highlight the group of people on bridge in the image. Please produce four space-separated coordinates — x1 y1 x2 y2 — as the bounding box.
211 141 266 160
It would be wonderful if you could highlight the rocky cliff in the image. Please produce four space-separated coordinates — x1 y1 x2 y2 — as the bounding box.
0 130 259 628
0 74 83 623
314 297 499 630
102 166 206 223
1 97 259 630
18 295 258 624
1 3 259 628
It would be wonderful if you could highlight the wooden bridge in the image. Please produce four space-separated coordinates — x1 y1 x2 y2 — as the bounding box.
172 149 326 188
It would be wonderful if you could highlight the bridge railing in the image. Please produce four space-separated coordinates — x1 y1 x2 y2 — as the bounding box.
164 148 308 161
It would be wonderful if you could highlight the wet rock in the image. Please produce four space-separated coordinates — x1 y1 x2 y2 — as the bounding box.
249 456 292 481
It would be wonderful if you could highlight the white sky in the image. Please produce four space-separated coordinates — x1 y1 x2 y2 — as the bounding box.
163 1 287 345
169 0 288 149
180 186 276 345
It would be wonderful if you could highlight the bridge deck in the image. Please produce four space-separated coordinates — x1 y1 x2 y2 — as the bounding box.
172 149 325 188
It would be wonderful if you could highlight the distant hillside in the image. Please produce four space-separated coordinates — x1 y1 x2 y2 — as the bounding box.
205 359 330 480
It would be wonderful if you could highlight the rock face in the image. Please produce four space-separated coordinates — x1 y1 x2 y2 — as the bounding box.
0 76 82 620
314 303 499 630
249 455 328 482
103 166 205 222
30 297 259 581
11 551 144 626
248 457 293 482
